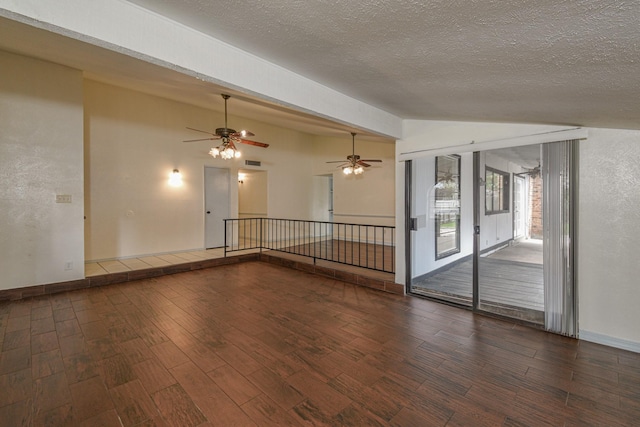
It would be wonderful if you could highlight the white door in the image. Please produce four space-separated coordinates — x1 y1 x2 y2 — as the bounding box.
513 175 526 239
204 167 230 248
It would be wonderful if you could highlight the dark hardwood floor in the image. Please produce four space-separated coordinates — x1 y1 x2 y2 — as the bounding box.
0 261 638 426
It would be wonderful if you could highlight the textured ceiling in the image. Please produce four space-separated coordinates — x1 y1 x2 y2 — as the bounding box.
1 1 639 138
124 0 640 129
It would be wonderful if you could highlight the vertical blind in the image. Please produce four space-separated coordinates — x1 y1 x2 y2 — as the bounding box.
542 140 577 336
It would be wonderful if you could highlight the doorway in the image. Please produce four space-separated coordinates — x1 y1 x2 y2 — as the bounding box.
204 166 230 248
513 175 527 240
238 169 268 220
407 141 577 334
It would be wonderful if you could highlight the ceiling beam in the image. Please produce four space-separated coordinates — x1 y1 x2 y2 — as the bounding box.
0 0 403 139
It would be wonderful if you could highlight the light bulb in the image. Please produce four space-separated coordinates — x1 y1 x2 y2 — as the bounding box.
354 166 364 175
169 169 182 187
235 150 241 158
343 166 353 175
210 147 220 158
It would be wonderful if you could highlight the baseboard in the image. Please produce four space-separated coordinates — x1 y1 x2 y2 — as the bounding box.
579 329 640 354
0 253 260 301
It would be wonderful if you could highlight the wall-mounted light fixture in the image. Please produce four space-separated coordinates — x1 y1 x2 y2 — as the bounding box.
169 169 183 187
238 172 246 184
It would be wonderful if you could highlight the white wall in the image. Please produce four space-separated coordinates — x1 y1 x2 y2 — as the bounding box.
397 119 640 351
579 128 640 349
0 51 84 289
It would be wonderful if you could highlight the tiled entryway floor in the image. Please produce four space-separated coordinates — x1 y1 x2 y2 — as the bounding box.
85 249 231 277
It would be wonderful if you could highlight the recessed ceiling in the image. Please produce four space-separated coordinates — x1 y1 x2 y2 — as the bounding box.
124 0 640 130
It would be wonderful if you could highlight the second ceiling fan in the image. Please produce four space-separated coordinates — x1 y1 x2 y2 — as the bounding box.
183 94 269 159
327 132 382 175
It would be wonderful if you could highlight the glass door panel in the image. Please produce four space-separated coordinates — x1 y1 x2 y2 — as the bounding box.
409 155 473 306
477 146 544 323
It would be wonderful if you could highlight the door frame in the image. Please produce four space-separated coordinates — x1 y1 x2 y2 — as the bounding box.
406 144 577 335
513 174 527 240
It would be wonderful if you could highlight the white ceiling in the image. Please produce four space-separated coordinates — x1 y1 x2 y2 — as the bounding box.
1 1 640 141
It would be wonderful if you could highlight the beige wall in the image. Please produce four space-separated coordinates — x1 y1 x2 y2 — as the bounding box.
84 80 318 260
0 51 84 290
238 170 268 218
312 135 395 227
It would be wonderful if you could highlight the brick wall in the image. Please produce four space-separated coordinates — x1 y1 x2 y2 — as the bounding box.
529 174 543 239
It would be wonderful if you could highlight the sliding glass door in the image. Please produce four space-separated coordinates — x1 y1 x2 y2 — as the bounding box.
407 141 577 335
409 155 473 306
477 146 544 323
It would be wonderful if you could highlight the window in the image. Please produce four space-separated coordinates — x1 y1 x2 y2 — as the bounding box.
435 155 461 259
485 167 510 214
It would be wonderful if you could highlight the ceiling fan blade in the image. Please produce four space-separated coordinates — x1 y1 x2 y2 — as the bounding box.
186 126 216 136
359 159 382 162
326 160 348 163
357 161 372 167
335 163 349 168
183 137 219 142
231 130 255 138
238 139 269 148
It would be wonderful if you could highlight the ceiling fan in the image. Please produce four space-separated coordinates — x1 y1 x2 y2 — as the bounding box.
326 132 382 175
183 94 269 159
437 169 459 183
516 162 541 177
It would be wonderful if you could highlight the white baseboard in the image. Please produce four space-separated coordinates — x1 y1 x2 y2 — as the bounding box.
579 329 640 353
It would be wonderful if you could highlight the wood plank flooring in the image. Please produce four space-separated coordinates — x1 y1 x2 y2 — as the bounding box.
275 239 395 273
1 261 639 426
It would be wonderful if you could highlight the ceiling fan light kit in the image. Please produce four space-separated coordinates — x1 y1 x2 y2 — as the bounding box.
328 132 382 176
343 165 364 175
209 145 241 159
183 94 268 160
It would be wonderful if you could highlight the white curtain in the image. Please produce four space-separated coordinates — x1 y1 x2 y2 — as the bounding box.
542 140 577 336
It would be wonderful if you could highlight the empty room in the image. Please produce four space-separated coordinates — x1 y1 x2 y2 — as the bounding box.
1 1 639 426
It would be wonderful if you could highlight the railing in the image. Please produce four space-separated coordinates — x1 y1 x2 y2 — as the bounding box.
224 218 395 273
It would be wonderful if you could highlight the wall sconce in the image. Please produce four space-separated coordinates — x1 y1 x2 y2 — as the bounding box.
169 169 183 187
238 172 246 184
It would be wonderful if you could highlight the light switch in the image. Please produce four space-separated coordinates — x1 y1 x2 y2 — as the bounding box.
56 194 72 203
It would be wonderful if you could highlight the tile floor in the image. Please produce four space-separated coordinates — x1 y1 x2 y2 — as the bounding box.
85 249 230 277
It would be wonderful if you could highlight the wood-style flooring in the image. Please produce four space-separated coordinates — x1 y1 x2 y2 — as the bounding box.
274 239 395 273
1 261 639 426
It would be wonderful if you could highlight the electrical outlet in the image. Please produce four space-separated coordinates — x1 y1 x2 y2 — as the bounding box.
56 194 72 203
64 262 73 271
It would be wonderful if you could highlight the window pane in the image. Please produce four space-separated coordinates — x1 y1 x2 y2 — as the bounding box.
486 168 509 214
436 155 461 259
